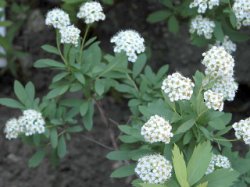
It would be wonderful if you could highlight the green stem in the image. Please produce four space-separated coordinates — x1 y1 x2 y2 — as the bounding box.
56 30 68 67
213 138 238 142
126 73 139 92
79 25 90 64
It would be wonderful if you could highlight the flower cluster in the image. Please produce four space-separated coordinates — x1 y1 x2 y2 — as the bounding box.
211 77 238 101
45 8 70 29
190 0 220 13
206 154 231 175
161 72 194 102
214 36 237 54
204 90 224 111
4 109 46 139
233 0 250 29
189 15 215 39
232 117 250 145
202 46 234 79
110 30 145 62
135 154 172 184
202 46 238 101
60 25 81 46
141 115 173 144
77 1 105 24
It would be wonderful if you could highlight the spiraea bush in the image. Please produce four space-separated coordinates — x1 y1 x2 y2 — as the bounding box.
0 1 250 187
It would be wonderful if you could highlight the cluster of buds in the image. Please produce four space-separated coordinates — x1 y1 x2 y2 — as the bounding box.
233 0 250 29
190 0 220 13
4 109 46 139
233 117 250 145
206 154 231 175
204 90 224 111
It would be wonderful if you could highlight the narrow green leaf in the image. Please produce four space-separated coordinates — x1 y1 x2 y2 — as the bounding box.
0 98 24 109
25 82 35 101
176 119 195 134
41 44 59 55
147 10 171 23
168 16 179 34
214 22 224 41
106 150 130 160
172 144 189 187
83 100 94 130
95 79 105 96
34 59 65 69
46 85 69 99
74 72 85 85
50 128 58 148
28 149 45 168
229 12 237 28
67 125 83 133
111 164 136 178
133 54 147 78
57 135 67 158
14 80 28 104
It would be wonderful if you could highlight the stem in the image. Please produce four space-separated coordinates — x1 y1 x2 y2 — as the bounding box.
79 25 90 64
81 134 113 150
213 138 238 142
94 98 119 150
56 30 69 67
126 73 139 92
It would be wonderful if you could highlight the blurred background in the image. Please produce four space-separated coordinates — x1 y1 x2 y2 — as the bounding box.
0 0 249 186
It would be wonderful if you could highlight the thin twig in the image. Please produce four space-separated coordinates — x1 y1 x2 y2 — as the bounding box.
81 134 113 150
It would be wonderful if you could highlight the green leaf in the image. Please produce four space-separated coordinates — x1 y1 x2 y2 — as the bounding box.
80 101 89 116
176 119 195 134
172 144 189 187
52 72 69 83
187 141 212 186
25 82 35 102
67 125 83 133
41 44 59 55
95 79 105 96
34 59 66 69
14 80 28 104
133 54 147 78
200 169 239 187
196 182 208 187
214 22 224 41
28 149 45 168
140 184 166 187
111 164 136 178
229 12 237 28
106 150 130 160
0 98 24 109
83 100 94 130
168 16 179 34
74 72 85 85
50 128 58 149
46 85 69 99
147 10 171 23
57 135 67 158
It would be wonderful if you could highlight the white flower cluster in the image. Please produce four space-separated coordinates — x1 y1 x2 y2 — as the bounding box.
77 1 105 24
135 154 172 184
202 46 238 101
206 154 231 175
45 8 70 29
190 0 220 13
141 115 173 144
4 109 46 139
204 90 224 111
110 30 145 62
211 77 238 101
190 15 215 39
161 72 194 102
233 0 250 29
214 36 237 54
4 118 20 140
202 46 234 79
60 25 81 46
232 117 250 145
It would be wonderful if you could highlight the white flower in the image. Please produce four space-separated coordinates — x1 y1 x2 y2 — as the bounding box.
110 30 145 62
45 8 70 29
18 109 46 136
214 36 237 54
211 76 238 101
141 115 173 144
189 15 215 39
232 0 250 29
233 117 250 145
77 1 105 24
60 25 81 46
4 118 20 140
206 154 231 175
202 46 235 79
190 0 220 13
135 154 172 184
204 90 224 111
161 72 194 102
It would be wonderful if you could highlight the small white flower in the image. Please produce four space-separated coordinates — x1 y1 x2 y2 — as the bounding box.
45 8 70 29
233 117 250 145
202 46 235 79
135 154 172 184
204 90 224 111
189 15 215 39
18 109 46 136
214 36 237 54
60 25 81 46
233 0 250 29
211 76 238 101
141 115 173 144
161 72 194 102
4 118 20 140
77 1 105 24
110 30 145 62
190 0 220 13
206 154 231 175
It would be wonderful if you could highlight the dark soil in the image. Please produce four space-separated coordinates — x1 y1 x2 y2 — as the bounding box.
0 0 250 187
